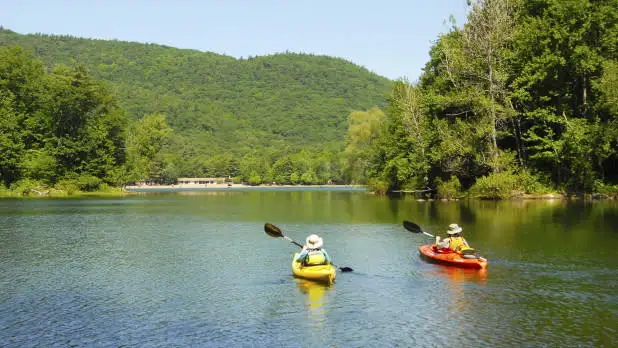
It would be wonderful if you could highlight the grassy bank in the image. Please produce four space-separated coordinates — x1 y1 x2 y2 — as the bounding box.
0 186 137 198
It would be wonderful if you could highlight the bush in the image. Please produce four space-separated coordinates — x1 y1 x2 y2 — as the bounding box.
290 172 300 185
301 170 318 185
593 180 618 196
470 171 519 199
436 176 462 199
470 169 556 199
517 170 552 194
54 181 79 195
367 178 389 195
55 174 103 193
248 173 262 186
9 179 47 196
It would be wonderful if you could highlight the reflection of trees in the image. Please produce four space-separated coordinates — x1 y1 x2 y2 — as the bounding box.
177 190 234 196
77 191 617 260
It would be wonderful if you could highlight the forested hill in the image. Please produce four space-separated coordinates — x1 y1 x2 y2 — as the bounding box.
0 28 392 153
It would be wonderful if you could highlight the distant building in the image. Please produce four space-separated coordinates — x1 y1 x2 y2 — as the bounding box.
177 178 228 185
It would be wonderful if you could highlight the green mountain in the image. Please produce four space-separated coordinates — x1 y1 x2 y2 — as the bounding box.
0 28 392 155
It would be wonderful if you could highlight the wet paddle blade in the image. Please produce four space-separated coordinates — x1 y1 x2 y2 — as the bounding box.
403 220 436 238
264 223 283 238
403 220 423 233
339 266 353 272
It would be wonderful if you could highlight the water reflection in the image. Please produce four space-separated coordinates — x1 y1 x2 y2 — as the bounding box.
434 266 488 285
423 265 488 316
1 194 615 347
294 278 330 327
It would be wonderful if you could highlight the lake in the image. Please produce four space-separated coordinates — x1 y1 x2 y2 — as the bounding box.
1 189 617 347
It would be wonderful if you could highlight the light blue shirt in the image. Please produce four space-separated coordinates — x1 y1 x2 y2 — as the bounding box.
296 248 331 264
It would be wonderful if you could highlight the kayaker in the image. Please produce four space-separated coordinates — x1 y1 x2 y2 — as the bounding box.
435 223 471 253
296 234 331 266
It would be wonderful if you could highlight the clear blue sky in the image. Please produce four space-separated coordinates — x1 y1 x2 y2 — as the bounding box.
0 0 468 81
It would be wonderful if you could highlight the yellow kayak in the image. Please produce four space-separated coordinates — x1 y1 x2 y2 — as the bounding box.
292 253 336 285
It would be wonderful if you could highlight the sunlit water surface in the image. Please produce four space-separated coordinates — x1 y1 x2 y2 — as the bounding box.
1 190 616 347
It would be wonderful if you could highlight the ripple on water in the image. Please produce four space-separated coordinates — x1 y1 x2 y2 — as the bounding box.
1 198 617 347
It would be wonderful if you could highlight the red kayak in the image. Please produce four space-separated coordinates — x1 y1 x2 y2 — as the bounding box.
418 244 488 269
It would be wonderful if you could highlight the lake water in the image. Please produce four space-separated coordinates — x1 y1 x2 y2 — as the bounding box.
1 189 617 347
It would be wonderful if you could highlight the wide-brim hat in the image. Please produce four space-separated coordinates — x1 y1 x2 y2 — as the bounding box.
306 234 323 249
447 223 463 235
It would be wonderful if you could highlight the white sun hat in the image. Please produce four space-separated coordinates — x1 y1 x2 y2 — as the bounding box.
306 234 323 249
447 223 463 235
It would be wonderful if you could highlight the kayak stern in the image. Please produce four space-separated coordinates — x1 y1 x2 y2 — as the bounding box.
292 253 336 284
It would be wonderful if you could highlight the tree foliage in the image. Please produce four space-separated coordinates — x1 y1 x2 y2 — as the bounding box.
352 0 618 196
0 29 392 189
0 28 391 156
0 46 128 190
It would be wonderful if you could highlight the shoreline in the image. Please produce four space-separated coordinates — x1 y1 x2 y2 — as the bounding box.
124 183 366 190
1 184 614 200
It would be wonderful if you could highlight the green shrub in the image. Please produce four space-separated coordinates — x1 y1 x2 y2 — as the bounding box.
55 174 103 193
517 170 552 194
367 178 389 195
54 181 79 194
436 176 462 199
9 179 46 196
248 173 262 186
470 171 519 199
593 180 618 196
98 183 112 192
290 172 300 185
78 175 102 191
301 170 318 185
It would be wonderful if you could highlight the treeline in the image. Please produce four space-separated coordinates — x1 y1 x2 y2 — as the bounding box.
0 28 393 193
345 0 618 198
0 47 126 193
0 28 391 155
0 47 369 194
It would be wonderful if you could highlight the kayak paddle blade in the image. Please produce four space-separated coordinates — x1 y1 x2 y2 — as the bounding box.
264 223 283 238
403 220 423 233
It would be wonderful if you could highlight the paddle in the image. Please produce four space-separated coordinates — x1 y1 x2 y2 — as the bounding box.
264 223 353 272
402 220 436 238
402 220 487 261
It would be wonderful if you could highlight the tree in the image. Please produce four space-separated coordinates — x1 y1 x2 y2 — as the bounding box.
463 0 519 171
343 107 385 184
125 113 173 182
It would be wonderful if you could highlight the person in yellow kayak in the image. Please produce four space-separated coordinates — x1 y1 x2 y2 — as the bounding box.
435 223 472 254
296 234 331 266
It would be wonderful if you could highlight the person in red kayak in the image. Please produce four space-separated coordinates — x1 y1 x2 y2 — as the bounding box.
296 234 331 266
435 223 472 254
